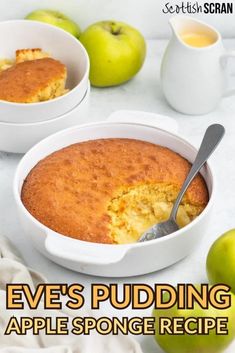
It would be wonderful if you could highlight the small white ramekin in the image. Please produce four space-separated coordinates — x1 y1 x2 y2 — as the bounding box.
0 20 89 123
14 121 215 277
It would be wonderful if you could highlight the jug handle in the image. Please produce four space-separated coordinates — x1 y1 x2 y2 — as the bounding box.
222 51 235 98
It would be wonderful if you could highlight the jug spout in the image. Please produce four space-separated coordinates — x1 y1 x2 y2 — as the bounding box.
169 16 220 45
169 16 182 36
169 16 191 44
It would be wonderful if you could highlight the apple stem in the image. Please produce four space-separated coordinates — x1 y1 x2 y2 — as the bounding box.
110 22 121 35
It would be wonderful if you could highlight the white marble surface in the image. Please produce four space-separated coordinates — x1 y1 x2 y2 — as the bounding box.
0 0 235 39
1 39 235 352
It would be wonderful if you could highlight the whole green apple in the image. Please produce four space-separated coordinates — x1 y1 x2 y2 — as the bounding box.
79 20 146 87
153 286 235 353
207 229 235 293
25 10 81 38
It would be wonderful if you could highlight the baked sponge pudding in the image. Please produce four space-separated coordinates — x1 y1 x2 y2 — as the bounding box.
21 139 209 244
0 48 67 103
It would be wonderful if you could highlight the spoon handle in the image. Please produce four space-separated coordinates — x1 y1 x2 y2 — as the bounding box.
170 124 225 221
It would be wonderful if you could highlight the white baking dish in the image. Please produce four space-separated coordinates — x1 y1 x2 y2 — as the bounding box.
14 120 214 277
0 83 90 154
0 20 89 123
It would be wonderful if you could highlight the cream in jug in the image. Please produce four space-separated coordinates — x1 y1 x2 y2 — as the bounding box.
161 16 235 115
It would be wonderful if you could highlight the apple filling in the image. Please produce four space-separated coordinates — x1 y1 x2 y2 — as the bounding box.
107 183 205 244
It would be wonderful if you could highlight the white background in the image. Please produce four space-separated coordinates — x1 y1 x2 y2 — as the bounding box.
0 0 235 38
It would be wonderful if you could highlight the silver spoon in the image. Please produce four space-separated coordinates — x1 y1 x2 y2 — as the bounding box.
139 124 225 242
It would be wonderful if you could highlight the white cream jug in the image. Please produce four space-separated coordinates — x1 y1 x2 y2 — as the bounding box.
161 16 235 115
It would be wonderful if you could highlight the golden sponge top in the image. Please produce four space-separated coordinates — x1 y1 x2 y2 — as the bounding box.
21 139 209 244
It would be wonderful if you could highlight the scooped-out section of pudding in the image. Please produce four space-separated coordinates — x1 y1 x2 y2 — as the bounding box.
107 183 205 244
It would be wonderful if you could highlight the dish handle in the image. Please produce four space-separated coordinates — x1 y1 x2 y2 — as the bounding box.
106 110 179 134
45 230 129 265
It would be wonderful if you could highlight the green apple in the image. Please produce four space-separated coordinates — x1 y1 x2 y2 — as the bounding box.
79 20 146 87
25 10 81 38
153 286 235 353
207 229 235 293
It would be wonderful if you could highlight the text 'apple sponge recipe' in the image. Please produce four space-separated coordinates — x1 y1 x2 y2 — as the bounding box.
21 139 209 244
